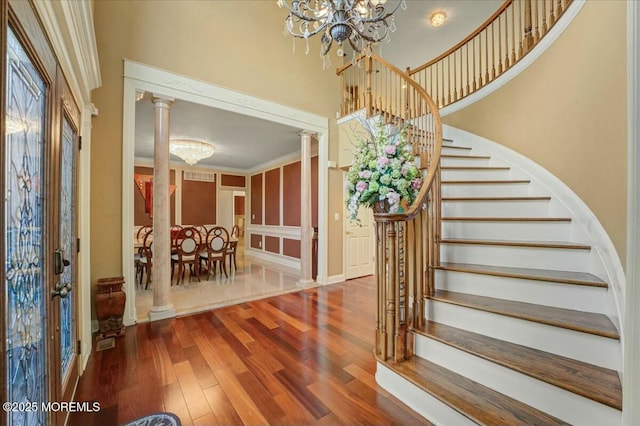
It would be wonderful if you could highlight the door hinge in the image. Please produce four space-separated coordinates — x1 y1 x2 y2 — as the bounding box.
78 136 82 151
77 238 80 253
77 340 82 355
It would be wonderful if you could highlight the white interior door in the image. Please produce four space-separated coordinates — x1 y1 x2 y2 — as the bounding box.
218 189 234 232
345 204 375 279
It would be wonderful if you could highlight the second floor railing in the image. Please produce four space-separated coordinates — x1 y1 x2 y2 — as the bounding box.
407 0 572 109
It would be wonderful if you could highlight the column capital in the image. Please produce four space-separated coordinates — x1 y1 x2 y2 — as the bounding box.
299 130 316 139
152 93 175 107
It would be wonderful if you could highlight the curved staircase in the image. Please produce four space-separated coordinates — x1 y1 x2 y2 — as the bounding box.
376 129 622 425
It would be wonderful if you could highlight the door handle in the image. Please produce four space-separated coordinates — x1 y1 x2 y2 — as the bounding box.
52 281 72 298
54 249 70 275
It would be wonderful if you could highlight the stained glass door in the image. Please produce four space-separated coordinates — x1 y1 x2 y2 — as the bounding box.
4 25 49 426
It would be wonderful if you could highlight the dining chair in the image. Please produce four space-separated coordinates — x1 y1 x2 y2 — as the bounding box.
226 225 240 272
137 230 154 289
200 226 229 278
171 226 203 285
134 225 152 282
193 224 208 240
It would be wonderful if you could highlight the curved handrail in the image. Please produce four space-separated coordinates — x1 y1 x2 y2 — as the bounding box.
337 54 442 363
407 0 573 109
409 1 512 75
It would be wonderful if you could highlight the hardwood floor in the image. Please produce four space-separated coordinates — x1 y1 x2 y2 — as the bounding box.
69 277 430 425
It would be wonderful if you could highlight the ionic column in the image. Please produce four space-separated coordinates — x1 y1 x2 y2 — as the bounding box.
298 131 315 285
149 94 176 321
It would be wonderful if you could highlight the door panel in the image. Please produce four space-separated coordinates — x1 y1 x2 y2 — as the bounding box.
345 204 375 279
58 114 77 396
4 24 49 426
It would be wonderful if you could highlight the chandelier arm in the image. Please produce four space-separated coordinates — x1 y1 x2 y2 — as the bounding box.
288 22 329 39
279 0 330 22
355 2 404 23
348 20 390 43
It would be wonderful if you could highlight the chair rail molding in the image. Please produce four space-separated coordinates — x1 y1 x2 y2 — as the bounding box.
122 60 330 326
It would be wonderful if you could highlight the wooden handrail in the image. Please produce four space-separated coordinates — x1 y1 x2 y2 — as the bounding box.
337 54 442 363
407 0 572 109
408 1 513 75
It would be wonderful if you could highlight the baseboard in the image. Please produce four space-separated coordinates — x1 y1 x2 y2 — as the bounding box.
326 274 346 285
245 248 301 271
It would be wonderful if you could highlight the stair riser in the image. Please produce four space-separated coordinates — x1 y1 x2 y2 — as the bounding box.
414 336 622 426
442 221 571 241
425 300 621 370
376 362 476 426
441 146 473 155
442 200 551 217
435 269 608 314
441 169 511 180
440 243 590 272
440 157 491 167
442 182 531 197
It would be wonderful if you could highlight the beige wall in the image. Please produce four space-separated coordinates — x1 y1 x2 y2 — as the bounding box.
443 0 628 267
91 1 343 287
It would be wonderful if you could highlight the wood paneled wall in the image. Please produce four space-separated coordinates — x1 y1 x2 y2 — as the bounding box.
182 175 216 225
264 168 280 225
251 173 263 225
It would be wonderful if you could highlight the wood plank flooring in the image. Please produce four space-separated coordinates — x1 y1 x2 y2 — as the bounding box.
69 277 430 426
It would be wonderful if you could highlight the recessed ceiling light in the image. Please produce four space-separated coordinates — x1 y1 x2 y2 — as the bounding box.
430 11 447 28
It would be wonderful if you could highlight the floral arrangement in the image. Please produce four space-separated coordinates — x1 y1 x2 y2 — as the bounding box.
346 119 423 222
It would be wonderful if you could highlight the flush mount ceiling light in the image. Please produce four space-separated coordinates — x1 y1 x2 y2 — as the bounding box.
430 11 447 27
169 139 215 166
278 0 407 68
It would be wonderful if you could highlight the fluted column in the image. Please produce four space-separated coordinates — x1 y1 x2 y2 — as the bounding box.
298 131 315 285
149 94 176 321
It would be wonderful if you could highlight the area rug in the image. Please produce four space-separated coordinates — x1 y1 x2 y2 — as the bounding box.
121 412 181 426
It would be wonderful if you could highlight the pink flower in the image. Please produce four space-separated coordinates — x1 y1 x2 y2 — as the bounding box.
356 181 368 192
377 157 390 167
383 145 396 155
412 178 423 189
359 170 372 179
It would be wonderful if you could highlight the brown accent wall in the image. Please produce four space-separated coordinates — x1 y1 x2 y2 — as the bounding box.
265 236 280 254
221 174 246 188
264 168 280 226
283 162 301 226
251 233 263 250
134 166 175 226
182 174 216 225
283 238 301 259
251 173 262 225
234 195 245 215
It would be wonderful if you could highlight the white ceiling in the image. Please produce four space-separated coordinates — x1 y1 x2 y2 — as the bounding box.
134 0 502 171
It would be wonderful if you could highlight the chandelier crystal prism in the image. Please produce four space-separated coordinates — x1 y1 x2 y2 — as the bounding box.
277 0 407 63
169 139 215 166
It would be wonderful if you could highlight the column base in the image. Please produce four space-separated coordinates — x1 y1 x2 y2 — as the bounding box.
297 278 316 287
148 304 176 321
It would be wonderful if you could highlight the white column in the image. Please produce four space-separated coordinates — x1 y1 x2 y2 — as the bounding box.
149 94 176 321
298 131 315 285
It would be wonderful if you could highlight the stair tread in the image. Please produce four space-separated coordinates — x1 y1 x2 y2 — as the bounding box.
442 196 551 201
442 154 491 159
442 179 530 184
441 145 472 150
441 166 510 170
438 262 608 287
442 217 571 222
383 356 568 426
441 238 590 249
415 321 622 410
430 290 620 339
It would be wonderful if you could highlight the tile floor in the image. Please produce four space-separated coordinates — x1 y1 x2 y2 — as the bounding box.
134 246 318 322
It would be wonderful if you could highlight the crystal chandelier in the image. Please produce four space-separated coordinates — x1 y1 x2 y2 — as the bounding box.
278 0 407 66
169 139 215 166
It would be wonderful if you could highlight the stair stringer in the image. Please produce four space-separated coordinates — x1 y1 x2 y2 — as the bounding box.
443 125 625 343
